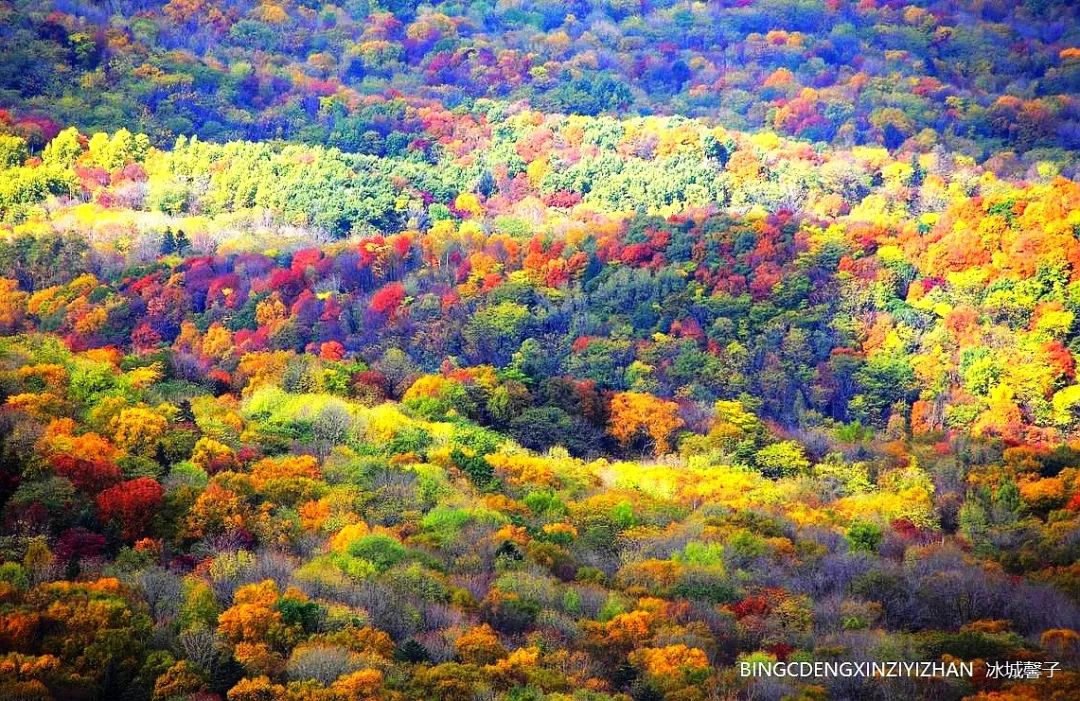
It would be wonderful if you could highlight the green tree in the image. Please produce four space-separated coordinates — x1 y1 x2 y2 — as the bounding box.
847 520 883 553
754 441 811 479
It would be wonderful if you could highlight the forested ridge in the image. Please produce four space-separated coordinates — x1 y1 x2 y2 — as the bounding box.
1 2 1080 701
2 0 1080 160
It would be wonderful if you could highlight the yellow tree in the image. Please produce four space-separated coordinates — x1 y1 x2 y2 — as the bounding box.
191 437 238 474
607 392 684 455
0 278 27 332
111 406 168 456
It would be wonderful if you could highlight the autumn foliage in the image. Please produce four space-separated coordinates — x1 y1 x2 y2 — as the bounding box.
0 2 1079 700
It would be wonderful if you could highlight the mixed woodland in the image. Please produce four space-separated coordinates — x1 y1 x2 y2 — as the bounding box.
1 1 1080 700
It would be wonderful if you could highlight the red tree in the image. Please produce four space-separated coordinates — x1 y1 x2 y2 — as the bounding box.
97 477 164 540
370 282 406 316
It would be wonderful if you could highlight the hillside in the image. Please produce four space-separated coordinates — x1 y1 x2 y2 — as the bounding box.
2 0 1079 162
1 2 1080 701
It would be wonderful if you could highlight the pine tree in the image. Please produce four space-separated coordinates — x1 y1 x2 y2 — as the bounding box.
477 170 496 198
910 154 925 187
160 228 176 255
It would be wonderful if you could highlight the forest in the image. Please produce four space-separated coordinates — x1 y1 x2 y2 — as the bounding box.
1 1 1080 700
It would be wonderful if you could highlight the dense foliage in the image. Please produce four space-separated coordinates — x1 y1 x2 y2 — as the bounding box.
0 0 1079 162
1 2 1080 701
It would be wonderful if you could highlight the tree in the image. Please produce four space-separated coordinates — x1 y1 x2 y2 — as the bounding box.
754 441 811 479
410 663 484 701
487 381 532 427
607 392 684 455
285 643 359 685
847 520 883 553
45 430 122 492
464 301 534 366
111 407 169 457
0 278 27 331
191 437 238 474
97 477 165 540
370 282 405 317
346 534 407 571
454 624 506 665
216 580 299 676
160 229 176 256
629 644 710 688
41 127 82 168
152 660 206 700
0 135 27 169
226 676 285 701
20 578 152 698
